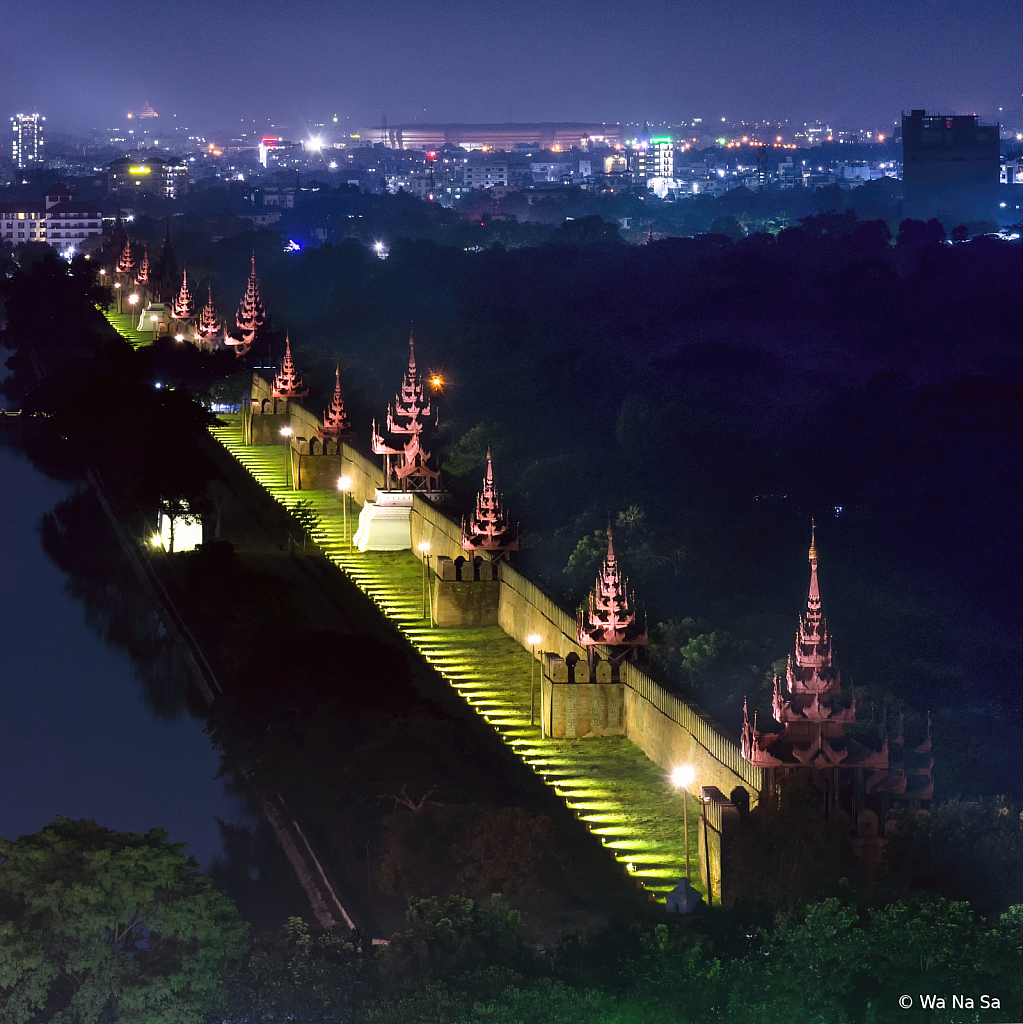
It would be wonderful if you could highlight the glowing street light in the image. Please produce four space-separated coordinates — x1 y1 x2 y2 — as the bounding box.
174 334 184 342
149 314 159 342
337 475 352 549
280 425 293 488
527 633 542 726
128 293 139 327
114 280 122 313
417 540 433 624
672 764 696 882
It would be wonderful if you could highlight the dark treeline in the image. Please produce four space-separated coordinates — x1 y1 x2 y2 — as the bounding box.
130 209 1023 800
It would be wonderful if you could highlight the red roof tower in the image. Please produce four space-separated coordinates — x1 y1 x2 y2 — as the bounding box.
271 336 309 398
232 254 266 357
577 525 647 662
461 448 518 561
319 364 353 438
197 285 219 340
371 333 441 491
172 268 195 321
115 236 134 275
135 245 150 287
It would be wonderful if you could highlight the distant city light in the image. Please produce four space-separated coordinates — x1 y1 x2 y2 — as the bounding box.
284 239 302 252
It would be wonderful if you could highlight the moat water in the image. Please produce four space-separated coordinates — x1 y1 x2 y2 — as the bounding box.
0 440 243 868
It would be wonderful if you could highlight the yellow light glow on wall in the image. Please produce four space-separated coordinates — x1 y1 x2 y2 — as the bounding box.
129 166 151 174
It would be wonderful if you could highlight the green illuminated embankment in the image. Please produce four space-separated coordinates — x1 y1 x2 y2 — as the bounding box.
211 418 701 902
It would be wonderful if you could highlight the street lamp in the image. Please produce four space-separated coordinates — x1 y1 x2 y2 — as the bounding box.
280 425 293 488
114 281 122 314
527 633 542 726
671 765 696 882
149 314 159 342
128 293 139 328
174 334 184 342
417 540 432 625
338 475 352 549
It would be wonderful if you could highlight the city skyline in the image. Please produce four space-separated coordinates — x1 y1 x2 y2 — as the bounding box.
6 0 1023 135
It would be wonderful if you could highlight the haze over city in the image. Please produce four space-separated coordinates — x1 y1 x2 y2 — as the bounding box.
8 0 1023 133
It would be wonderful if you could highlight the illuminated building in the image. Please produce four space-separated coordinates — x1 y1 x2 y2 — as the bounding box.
464 161 508 189
0 185 101 248
108 156 189 198
11 113 44 169
902 110 999 224
361 122 623 151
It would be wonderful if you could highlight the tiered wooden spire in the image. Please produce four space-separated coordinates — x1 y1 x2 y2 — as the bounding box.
319 364 353 438
742 527 886 772
198 285 219 339
115 236 134 275
172 269 195 321
461 448 518 561
371 333 441 491
577 525 647 661
231 254 266 357
271 336 309 398
135 245 150 287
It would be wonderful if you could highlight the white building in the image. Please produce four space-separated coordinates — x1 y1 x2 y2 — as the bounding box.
0 185 102 249
11 113 44 169
464 162 508 189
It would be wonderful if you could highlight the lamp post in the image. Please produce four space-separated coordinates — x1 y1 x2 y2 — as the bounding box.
417 541 432 624
671 765 696 881
280 425 293 488
701 791 713 906
114 281 122 314
149 314 159 343
338 475 352 549
527 633 542 726
128 292 139 329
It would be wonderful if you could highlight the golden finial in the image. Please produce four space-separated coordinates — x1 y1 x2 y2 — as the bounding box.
808 518 818 563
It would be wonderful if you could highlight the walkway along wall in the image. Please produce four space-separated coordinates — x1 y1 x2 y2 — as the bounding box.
249 376 762 892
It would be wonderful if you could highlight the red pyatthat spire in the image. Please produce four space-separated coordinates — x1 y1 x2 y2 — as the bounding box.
320 363 353 438
271 335 309 398
577 523 647 659
134 244 150 286
232 253 266 357
461 447 519 560
198 284 219 338
115 235 134 275
173 268 195 321
372 332 441 491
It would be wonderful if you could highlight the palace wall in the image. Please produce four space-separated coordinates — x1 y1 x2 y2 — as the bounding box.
247 375 761 840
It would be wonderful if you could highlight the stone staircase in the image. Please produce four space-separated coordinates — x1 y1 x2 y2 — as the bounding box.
212 416 699 901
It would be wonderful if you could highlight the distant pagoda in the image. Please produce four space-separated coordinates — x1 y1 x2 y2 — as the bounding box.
577 525 647 663
461 448 518 561
197 285 219 340
230 254 266 357
115 236 134 275
371 333 441 492
319 364 353 439
172 269 195 321
271 335 309 399
135 245 150 287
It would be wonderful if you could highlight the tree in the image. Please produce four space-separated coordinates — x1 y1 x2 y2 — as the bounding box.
0 818 248 1024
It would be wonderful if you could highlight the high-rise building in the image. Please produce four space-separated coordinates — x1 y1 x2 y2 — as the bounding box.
902 109 999 225
11 113 44 169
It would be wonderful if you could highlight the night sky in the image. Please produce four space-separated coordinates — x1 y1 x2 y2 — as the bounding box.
8 0 1023 136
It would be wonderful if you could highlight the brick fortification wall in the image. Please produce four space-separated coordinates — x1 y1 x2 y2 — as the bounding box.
250 376 762 809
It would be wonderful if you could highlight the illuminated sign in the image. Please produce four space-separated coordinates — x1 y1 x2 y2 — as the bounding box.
650 136 673 144
129 166 151 174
